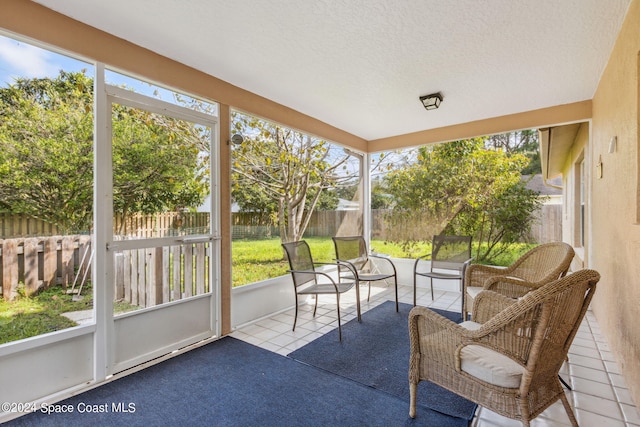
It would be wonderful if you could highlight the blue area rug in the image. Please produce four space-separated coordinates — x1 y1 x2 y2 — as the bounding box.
7 336 468 426
288 300 477 421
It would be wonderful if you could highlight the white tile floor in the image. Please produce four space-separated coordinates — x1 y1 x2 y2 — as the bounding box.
230 282 640 426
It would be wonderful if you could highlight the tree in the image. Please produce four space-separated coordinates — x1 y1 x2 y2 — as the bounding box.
0 71 208 234
231 112 356 243
0 71 94 233
485 129 541 175
381 138 543 261
383 140 479 246
111 104 209 234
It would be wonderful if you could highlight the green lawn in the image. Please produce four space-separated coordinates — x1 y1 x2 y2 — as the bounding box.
0 284 93 344
0 283 138 345
231 237 534 287
232 237 388 287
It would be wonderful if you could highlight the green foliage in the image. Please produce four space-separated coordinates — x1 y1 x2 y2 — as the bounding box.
371 181 393 209
0 71 95 233
111 104 209 226
381 138 542 262
0 71 208 233
485 129 541 175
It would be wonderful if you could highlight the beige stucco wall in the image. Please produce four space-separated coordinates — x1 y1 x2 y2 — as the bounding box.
589 0 640 407
560 122 590 272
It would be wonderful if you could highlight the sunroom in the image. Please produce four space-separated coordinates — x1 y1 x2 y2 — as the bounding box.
1 1 640 425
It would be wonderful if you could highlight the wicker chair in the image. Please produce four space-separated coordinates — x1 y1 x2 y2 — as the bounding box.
282 240 360 341
462 242 575 319
332 236 398 311
408 269 600 426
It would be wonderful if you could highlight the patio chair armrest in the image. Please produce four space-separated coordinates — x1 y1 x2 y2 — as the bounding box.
483 275 538 299
288 269 340 291
334 259 359 278
408 306 466 335
313 261 339 268
461 257 474 274
464 263 508 288
413 254 432 274
369 251 390 258
471 290 518 323
369 253 398 275
408 306 471 375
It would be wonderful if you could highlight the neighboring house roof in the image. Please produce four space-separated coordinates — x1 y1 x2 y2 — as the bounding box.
522 174 562 196
337 198 359 211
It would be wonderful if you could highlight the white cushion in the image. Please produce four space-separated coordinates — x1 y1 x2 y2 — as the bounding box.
458 320 524 388
465 286 484 314
465 286 484 306
460 344 524 388
460 320 482 331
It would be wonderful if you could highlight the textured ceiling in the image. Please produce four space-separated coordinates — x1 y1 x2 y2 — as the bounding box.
34 0 631 141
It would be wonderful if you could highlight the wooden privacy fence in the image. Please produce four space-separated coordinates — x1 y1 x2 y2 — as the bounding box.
113 212 210 238
3 203 561 242
232 207 563 242
529 204 562 244
232 210 364 239
0 212 211 239
371 205 562 244
0 213 60 238
0 235 211 307
114 242 210 308
1 235 91 301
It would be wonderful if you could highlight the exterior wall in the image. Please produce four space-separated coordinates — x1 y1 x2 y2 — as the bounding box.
560 122 590 272
589 0 640 407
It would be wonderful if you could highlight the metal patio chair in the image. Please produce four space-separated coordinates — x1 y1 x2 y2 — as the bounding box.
413 235 473 305
332 236 399 312
282 240 360 341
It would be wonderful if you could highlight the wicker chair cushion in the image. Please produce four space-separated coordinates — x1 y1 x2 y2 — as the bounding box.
459 321 524 388
459 321 482 330
465 286 483 308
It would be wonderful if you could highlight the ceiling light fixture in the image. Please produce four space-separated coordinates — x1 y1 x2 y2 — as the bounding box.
419 92 443 110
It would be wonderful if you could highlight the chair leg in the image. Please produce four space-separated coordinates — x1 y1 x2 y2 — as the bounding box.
430 277 434 300
519 398 531 427
354 278 362 322
559 374 572 390
336 293 342 341
409 382 417 418
394 277 399 312
367 281 371 302
313 293 318 317
293 295 299 331
560 390 579 427
413 272 417 307
460 279 465 319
